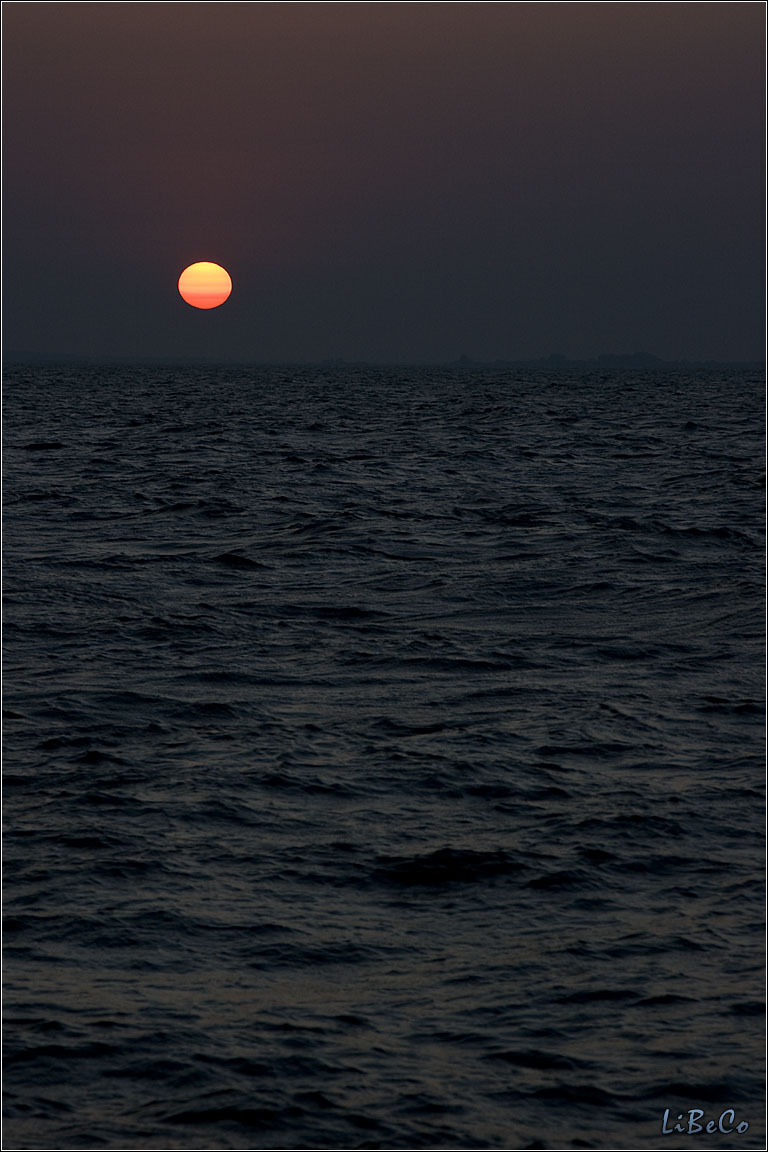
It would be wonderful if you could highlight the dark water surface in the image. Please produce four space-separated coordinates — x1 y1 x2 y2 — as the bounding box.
3 364 764 1149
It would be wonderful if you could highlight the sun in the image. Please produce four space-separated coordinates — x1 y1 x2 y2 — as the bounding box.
178 262 232 309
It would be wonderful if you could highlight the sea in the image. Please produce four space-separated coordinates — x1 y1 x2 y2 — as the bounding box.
3 362 764 1150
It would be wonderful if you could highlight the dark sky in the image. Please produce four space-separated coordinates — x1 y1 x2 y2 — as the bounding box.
4 2 764 362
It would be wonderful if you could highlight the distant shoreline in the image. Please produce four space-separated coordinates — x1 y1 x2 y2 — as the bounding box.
4 354 765 371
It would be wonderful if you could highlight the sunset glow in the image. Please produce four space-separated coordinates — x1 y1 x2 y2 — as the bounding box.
178 262 232 309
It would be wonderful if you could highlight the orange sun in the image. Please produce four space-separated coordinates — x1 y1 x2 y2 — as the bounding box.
178 261 232 309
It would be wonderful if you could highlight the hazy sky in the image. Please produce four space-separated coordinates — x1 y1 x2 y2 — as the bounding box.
3 2 764 362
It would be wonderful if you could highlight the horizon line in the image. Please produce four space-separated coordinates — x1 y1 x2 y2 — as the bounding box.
3 353 766 369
